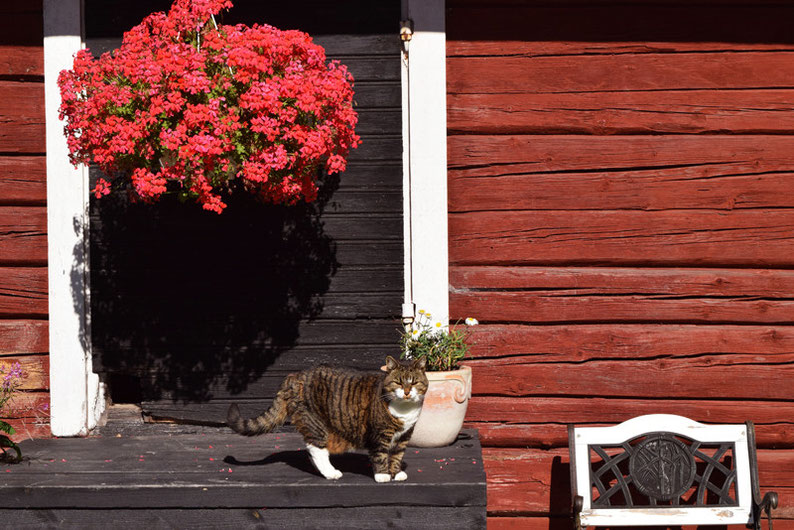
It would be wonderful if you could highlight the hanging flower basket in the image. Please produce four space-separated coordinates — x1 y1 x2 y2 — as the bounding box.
58 0 360 213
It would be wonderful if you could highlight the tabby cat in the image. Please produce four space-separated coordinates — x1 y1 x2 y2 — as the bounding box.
227 356 428 483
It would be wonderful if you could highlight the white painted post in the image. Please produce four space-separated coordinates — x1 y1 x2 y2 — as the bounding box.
44 0 105 436
402 0 449 326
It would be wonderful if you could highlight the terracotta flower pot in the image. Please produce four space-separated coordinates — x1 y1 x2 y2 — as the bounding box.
409 365 472 448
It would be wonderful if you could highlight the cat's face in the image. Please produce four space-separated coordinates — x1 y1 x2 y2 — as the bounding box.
383 356 428 403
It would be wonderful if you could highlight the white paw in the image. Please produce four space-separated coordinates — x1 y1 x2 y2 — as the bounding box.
323 468 343 480
374 473 391 483
393 471 408 481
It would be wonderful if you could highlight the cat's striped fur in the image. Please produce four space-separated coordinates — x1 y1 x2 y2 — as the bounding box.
227 356 428 482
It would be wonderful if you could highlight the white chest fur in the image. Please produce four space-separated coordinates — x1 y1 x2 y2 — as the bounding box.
388 399 423 445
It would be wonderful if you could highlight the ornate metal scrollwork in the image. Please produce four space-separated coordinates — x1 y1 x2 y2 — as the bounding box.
589 432 738 508
629 435 696 501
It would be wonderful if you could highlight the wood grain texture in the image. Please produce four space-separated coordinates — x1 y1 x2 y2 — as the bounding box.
0 320 48 355
0 267 47 317
447 52 794 95
0 82 45 154
0 46 43 78
1 430 486 510
1 391 49 419
448 135 794 212
0 206 47 265
449 209 794 267
447 4 794 58
0 355 48 390
467 397 794 427
448 90 794 135
4 419 50 443
458 322 794 362
451 267 794 324
468 422 794 451
0 507 486 529
0 156 46 204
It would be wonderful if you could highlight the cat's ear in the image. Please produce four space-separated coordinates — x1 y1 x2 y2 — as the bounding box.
385 356 399 371
412 356 427 371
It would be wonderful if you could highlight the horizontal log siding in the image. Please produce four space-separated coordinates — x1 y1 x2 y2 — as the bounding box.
447 1 794 524
0 1 49 441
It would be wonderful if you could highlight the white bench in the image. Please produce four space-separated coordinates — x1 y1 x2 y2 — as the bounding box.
569 414 778 529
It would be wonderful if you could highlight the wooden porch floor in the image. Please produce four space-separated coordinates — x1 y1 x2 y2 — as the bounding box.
2 421 486 529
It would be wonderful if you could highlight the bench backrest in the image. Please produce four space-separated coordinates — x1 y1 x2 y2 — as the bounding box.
568 414 758 528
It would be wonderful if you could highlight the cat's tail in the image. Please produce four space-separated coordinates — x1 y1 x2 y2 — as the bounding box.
227 375 296 436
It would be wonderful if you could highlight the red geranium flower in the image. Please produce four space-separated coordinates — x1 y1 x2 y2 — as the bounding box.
58 0 359 213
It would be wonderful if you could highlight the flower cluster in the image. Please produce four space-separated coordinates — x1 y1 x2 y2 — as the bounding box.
58 0 360 213
1 361 24 463
399 310 478 372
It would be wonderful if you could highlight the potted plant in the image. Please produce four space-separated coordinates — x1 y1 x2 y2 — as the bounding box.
399 311 478 447
57 0 359 214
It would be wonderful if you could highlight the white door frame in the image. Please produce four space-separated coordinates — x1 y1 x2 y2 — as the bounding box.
401 0 449 326
43 0 447 435
44 0 105 436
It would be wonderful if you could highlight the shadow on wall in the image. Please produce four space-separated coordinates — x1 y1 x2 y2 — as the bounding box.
82 172 339 404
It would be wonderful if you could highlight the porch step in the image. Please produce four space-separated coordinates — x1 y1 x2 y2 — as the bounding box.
2 427 486 528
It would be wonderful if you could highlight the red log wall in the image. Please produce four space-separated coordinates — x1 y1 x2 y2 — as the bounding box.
447 1 794 526
0 2 50 440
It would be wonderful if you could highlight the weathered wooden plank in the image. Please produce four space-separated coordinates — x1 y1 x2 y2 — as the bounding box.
1 391 49 420
447 52 794 95
0 267 47 317
0 46 43 78
2 430 486 509
451 266 794 324
448 90 794 135
458 323 794 363
467 422 794 451
467 397 794 426
0 156 46 204
0 507 486 529
0 320 47 355
0 206 47 265
5 419 50 443
467 359 794 400
449 209 794 267
446 4 794 57
0 355 48 391
487 517 571 530
481 447 794 518
448 135 794 212
0 82 45 154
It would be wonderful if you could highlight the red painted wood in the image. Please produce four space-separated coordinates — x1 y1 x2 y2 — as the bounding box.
0 267 48 317
0 82 45 154
448 90 794 135
447 3 794 59
447 52 794 95
482 447 794 518
467 397 794 426
468 422 794 451
1 391 49 420
5 419 50 443
0 46 44 77
449 209 794 267
0 156 46 204
0 207 47 265
448 135 794 212
458 323 794 363
0 320 48 355
0 355 49 391
467 359 794 400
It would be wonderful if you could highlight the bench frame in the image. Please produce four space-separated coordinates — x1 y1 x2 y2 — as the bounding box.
569 414 778 529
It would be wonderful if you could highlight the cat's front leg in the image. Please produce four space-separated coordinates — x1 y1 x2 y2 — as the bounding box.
389 438 410 481
369 446 392 483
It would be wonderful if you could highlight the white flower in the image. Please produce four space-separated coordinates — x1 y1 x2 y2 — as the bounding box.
465 317 479 326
